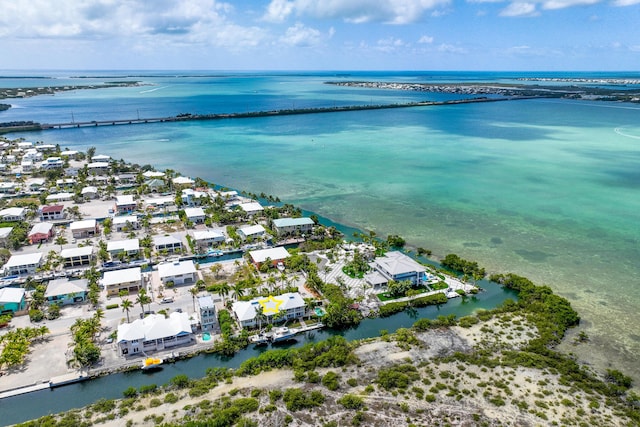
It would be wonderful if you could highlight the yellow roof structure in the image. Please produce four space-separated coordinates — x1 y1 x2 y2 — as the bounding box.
258 295 284 315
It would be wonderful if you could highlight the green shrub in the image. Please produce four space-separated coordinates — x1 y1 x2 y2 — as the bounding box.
149 398 162 407
164 393 179 404
322 371 340 391
106 303 119 310
337 394 365 410
122 386 138 398
139 384 158 394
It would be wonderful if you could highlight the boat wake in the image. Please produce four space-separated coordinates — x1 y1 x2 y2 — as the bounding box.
614 127 640 140
140 86 170 94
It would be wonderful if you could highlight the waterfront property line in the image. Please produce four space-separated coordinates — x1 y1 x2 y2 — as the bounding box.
1 96 540 134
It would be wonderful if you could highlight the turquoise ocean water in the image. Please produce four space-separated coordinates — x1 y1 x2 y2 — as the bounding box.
2 70 640 381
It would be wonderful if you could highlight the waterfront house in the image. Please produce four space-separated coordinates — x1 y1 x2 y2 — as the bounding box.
60 246 93 268
91 154 111 162
172 176 195 189
153 235 183 254
181 188 209 206
28 222 54 244
102 267 142 296
238 224 266 241
238 202 263 216
115 173 136 186
0 227 13 246
60 150 80 159
116 312 193 356
0 287 27 314
70 219 98 238
55 178 76 190
0 207 26 222
248 246 290 269
87 161 109 175
191 229 225 250
272 217 314 237
183 207 206 224
46 192 73 202
107 238 140 259
44 278 88 305
40 157 64 170
22 148 42 162
157 260 197 286
368 251 427 287
144 178 165 192
142 170 164 178
0 182 18 194
197 295 218 332
232 292 306 329
39 205 65 221
26 178 46 192
115 195 137 214
3 252 43 276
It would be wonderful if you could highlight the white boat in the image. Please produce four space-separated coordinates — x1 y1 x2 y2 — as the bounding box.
141 357 163 370
249 332 269 346
271 326 299 343
207 248 224 257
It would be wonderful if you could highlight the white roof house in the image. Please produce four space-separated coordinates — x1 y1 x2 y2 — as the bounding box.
107 239 140 255
370 251 427 286
113 215 139 231
116 195 135 205
0 227 13 241
60 246 93 267
157 260 197 285
0 207 26 221
248 246 290 265
4 252 43 275
192 229 225 247
116 312 193 356
46 192 73 202
153 235 183 253
81 186 99 198
70 219 98 238
238 224 266 240
172 176 195 186
0 287 26 304
238 202 263 216
44 278 88 305
232 292 306 328
102 267 142 296
91 154 111 162
184 207 206 223
142 171 165 178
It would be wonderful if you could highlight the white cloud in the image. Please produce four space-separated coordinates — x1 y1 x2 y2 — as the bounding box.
375 37 406 52
437 43 468 54
612 0 640 5
263 0 295 23
280 22 323 47
419 35 434 44
262 0 451 25
542 0 599 9
0 0 268 49
499 2 540 16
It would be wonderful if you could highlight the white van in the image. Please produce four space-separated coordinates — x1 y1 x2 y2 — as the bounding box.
161 297 174 304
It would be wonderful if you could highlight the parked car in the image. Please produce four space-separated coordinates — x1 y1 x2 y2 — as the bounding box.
160 297 174 304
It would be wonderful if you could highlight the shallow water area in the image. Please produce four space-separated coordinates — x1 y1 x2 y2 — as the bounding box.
3 70 640 386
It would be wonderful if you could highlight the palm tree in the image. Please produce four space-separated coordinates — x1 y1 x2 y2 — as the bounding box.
136 288 151 317
255 304 266 330
55 235 68 251
121 298 133 323
230 283 244 301
189 286 199 312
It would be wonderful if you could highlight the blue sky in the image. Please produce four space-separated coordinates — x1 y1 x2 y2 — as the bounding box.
1 0 639 70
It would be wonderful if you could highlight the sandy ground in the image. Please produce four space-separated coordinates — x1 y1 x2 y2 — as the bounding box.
87 313 628 427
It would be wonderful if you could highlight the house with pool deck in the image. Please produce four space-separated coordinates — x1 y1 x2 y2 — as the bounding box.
116 312 194 356
231 292 306 329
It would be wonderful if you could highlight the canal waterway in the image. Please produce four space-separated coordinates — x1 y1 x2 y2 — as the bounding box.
0 280 516 425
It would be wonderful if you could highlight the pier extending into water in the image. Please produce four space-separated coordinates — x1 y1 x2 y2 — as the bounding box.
1 96 537 134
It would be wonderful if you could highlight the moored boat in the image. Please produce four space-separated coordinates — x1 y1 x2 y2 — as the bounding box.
271 326 299 343
141 357 163 370
249 332 269 346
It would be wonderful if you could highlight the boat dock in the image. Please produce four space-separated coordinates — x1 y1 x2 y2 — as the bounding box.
249 322 324 345
0 372 90 399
